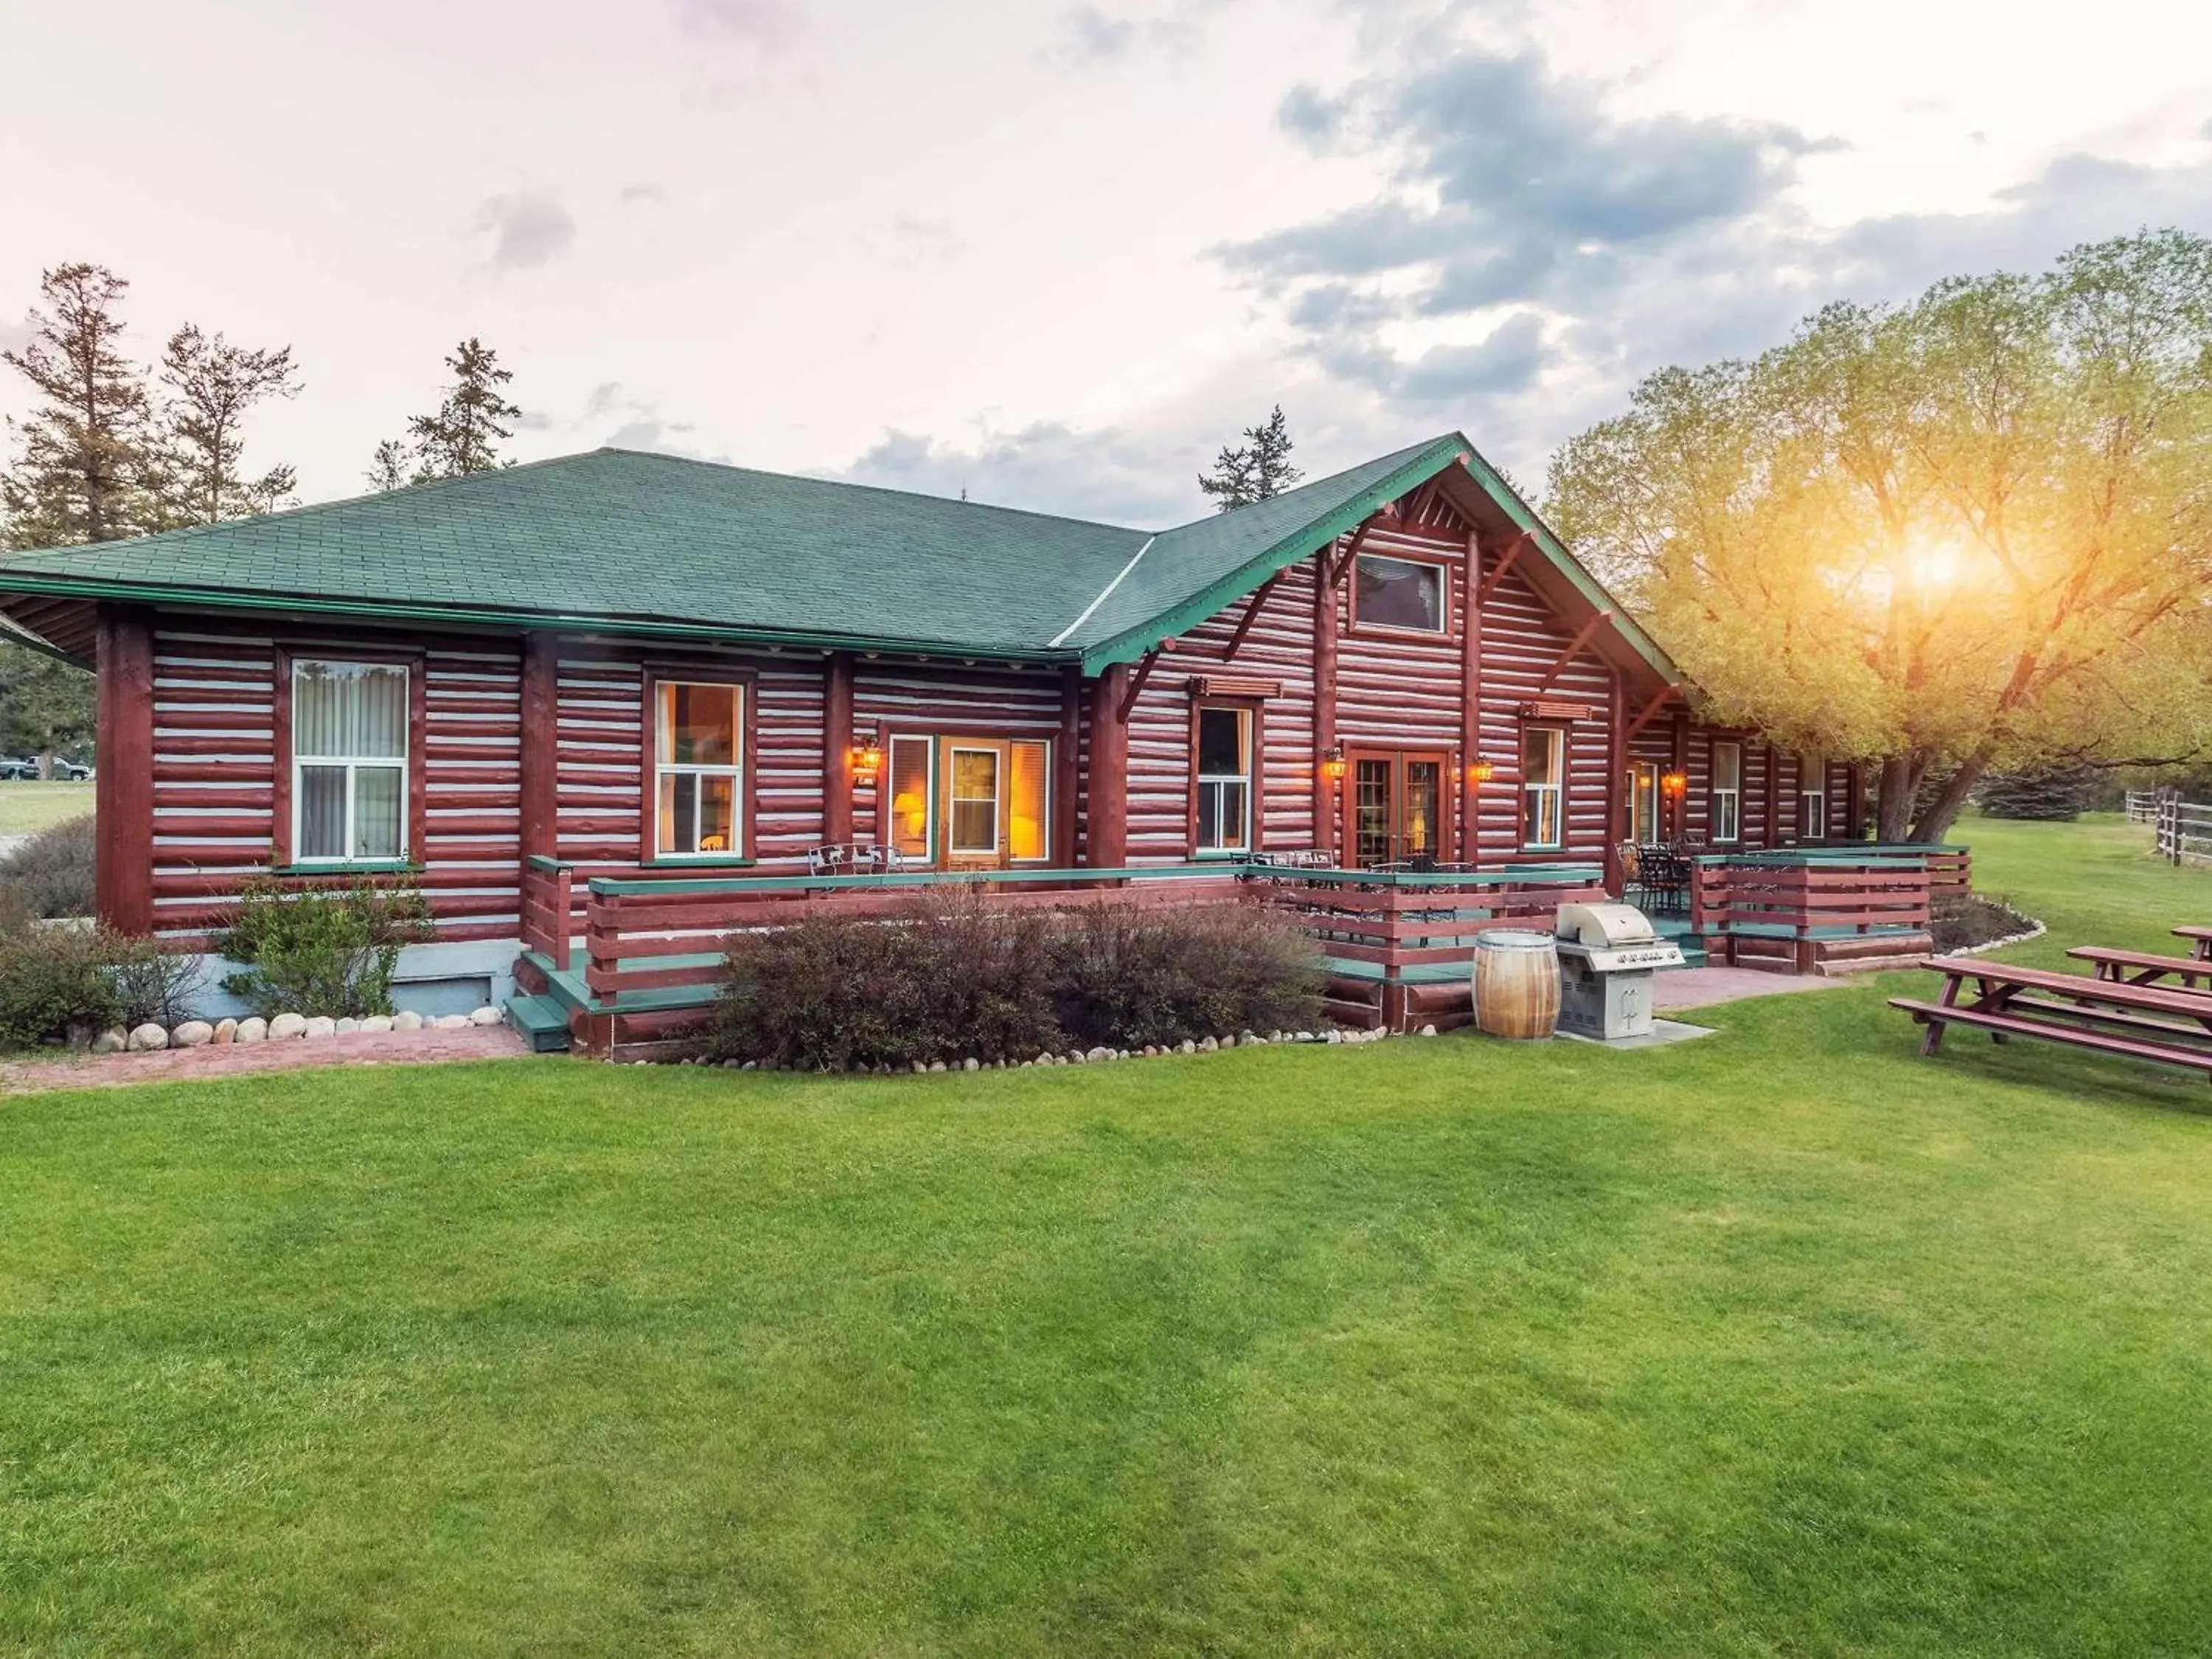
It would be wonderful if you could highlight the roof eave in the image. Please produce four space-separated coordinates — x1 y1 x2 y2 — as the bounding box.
0 571 1074 667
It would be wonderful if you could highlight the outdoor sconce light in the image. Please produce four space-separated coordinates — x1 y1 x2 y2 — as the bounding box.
849 728 886 785
1467 759 1495 785
1661 769 1688 797
1321 745 1347 783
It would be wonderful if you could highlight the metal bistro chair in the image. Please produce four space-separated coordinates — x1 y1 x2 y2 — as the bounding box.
807 843 916 881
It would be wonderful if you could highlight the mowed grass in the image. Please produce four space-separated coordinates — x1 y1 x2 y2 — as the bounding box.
2 818 2209 1655
0 779 93 835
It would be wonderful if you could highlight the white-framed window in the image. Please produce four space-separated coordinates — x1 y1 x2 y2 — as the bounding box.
947 745 1002 857
1626 759 1659 845
1194 705 1253 852
1354 554 1447 633
1801 755 1827 840
292 658 408 864
887 734 934 861
1522 726 1565 850
1711 740 1742 843
654 679 744 858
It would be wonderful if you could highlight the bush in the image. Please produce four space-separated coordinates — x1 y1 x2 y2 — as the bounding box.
1049 902 1325 1050
706 894 1325 1070
0 922 125 1051
216 876 432 1018
710 891 1060 1071
0 813 96 919
108 939 206 1029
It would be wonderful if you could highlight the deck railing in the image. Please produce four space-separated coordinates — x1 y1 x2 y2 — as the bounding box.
519 855 575 970
560 858 1609 1048
1689 845 1966 974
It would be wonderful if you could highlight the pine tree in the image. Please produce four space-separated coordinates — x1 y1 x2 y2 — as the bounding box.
1973 763 2102 821
407 338 521 479
0 262 162 547
158 324 301 524
364 439 411 493
1198 405 1301 512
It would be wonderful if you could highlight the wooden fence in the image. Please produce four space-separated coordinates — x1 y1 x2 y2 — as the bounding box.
2152 796 2212 867
1690 846 1963 975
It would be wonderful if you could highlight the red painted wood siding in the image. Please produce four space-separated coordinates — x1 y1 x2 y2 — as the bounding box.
148 627 524 943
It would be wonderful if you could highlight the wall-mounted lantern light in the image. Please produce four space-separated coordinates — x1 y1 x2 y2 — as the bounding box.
850 725 886 785
1467 759 1495 785
1321 744 1347 783
1661 769 1688 798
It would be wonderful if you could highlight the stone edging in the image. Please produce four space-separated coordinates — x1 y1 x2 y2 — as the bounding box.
1933 914 2047 959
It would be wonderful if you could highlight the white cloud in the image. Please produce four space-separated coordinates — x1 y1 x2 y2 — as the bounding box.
473 189 577 271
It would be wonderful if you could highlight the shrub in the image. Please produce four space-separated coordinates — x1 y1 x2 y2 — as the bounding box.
216 876 432 1018
1050 902 1324 1050
706 893 1325 1070
107 939 207 1029
709 891 1060 1071
0 922 125 1051
0 813 96 919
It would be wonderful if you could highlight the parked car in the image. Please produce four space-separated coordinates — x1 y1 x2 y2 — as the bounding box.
0 757 91 781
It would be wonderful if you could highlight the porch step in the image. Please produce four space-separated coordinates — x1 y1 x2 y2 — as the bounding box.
504 992 574 1052
1649 915 1709 970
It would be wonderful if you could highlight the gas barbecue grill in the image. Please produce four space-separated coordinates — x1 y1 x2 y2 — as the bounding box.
1553 902 1685 1040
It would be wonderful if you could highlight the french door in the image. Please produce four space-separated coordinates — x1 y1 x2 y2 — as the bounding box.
1624 760 1659 845
1345 748 1449 868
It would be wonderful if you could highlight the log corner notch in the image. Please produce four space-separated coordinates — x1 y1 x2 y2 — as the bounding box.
94 602 156 935
521 631 560 864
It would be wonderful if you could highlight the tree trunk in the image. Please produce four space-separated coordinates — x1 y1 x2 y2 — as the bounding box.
1909 748 1994 844
1876 755 1917 841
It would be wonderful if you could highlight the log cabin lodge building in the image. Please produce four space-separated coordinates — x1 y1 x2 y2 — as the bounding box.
0 431 1879 1032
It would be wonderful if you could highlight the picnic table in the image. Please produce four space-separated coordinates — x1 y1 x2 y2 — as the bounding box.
2173 926 2212 962
2067 945 2212 990
1890 958 2212 1084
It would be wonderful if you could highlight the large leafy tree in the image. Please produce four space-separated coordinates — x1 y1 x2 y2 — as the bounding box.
403 337 521 479
1546 230 2212 842
159 324 302 523
1199 404 1301 511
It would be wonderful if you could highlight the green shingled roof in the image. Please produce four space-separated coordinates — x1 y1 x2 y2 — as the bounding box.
0 432 1678 682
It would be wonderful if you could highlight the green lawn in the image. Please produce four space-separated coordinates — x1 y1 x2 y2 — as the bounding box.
0 779 94 835
3 817 2208 1655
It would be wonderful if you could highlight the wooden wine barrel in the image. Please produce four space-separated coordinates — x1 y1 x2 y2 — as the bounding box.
1473 929 1561 1040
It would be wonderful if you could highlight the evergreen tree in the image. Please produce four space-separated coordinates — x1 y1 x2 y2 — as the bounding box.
406 338 521 479
158 324 301 524
364 439 411 493
0 639 94 771
1973 763 2102 821
1198 404 1301 511
0 262 162 547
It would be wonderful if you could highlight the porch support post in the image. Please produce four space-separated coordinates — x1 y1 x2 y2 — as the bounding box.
94 602 155 936
521 632 560 863
1604 665 1625 894
1461 530 1482 867
1312 547 1338 859
1086 664 1128 868
1764 739 1781 849
1055 664 1082 868
1846 762 1866 841
824 650 854 846
1670 709 1689 841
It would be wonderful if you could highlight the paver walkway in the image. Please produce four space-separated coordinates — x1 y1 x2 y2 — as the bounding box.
1652 966 1854 1013
1 1024 533 1094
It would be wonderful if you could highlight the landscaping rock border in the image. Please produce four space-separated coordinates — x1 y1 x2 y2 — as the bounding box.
80 1005 510 1059
679 1023 1446 1074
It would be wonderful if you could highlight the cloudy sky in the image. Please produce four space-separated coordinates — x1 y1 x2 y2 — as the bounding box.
6 0 2212 527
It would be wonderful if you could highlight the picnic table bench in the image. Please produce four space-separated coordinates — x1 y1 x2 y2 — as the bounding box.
2067 945 2212 990
1890 958 2212 1084
2173 926 2212 962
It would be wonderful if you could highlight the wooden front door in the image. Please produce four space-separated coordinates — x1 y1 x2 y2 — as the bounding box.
920 735 1052 870
1345 748 1450 868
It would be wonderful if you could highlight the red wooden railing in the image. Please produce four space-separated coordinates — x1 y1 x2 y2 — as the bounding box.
519 857 575 971
566 860 1609 1050
1690 845 1968 974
